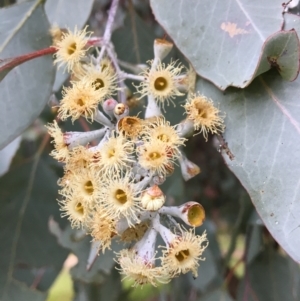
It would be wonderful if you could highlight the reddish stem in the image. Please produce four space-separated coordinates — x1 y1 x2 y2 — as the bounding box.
0 47 57 74
0 37 102 75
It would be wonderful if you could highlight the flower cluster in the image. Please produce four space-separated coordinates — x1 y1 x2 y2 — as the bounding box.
48 27 225 286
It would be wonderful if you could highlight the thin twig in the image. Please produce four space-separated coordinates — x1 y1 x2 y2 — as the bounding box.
217 134 234 160
106 46 127 103
117 59 146 74
121 72 144 81
224 256 244 285
30 267 46 289
97 0 120 63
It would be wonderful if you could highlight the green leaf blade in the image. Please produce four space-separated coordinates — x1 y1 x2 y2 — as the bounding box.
0 1 55 149
0 157 69 298
196 71 300 262
254 29 300 81
150 0 284 90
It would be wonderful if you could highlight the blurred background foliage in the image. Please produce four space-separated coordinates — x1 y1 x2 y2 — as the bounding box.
1 0 300 301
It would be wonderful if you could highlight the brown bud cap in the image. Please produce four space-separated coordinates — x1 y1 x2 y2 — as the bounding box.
179 155 201 181
154 39 173 61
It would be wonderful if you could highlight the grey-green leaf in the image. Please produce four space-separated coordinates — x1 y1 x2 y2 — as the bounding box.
150 0 284 90
284 12 300 34
0 157 68 299
196 70 300 262
44 0 94 29
50 221 122 283
0 0 54 149
112 11 156 64
44 0 95 92
237 248 300 301
2 279 47 301
254 30 300 81
199 288 234 301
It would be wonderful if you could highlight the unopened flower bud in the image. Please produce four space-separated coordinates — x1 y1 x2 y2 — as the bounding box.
145 95 162 119
178 154 201 181
153 39 173 62
114 103 129 119
102 98 118 119
94 110 113 127
151 174 166 186
64 128 107 149
141 185 165 211
134 226 157 262
153 217 177 246
159 202 205 227
176 118 194 138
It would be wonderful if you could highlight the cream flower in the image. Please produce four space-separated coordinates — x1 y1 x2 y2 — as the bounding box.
142 117 186 154
59 197 89 229
116 249 168 287
65 145 95 172
160 229 208 277
137 139 178 176
184 93 225 141
46 120 69 162
99 173 142 225
89 210 116 253
92 134 134 174
98 57 115 75
54 26 92 72
59 167 101 207
80 64 118 100
58 80 101 122
137 60 184 109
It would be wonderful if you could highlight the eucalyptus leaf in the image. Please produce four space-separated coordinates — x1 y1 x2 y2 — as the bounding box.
2 279 47 301
284 12 300 35
112 11 156 64
49 221 122 284
245 222 264 264
188 248 220 293
0 136 21 176
150 0 285 90
44 0 95 92
196 70 300 262
44 0 94 29
254 29 300 81
237 248 300 301
199 288 234 301
0 0 54 149
0 157 68 299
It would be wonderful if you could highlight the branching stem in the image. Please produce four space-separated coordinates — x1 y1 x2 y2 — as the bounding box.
96 0 120 63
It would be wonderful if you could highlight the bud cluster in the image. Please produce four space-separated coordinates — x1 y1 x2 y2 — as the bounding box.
47 27 225 286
